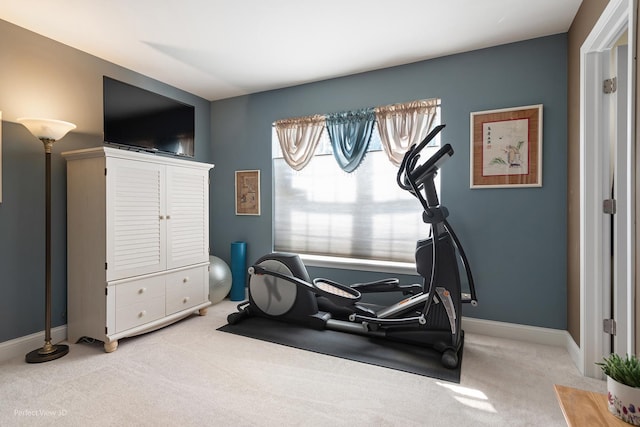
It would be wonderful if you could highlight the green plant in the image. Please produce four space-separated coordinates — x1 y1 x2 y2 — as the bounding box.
598 353 640 388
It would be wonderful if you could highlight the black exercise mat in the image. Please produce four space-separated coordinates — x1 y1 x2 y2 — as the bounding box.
217 315 463 383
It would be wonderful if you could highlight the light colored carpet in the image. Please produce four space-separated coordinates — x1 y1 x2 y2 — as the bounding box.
0 299 605 426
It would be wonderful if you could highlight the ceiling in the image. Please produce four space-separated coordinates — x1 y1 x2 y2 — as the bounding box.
1 0 583 101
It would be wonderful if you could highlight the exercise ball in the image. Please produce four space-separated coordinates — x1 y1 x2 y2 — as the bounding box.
209 256 232 304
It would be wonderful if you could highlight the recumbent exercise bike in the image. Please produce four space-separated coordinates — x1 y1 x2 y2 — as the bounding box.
227 124 477 368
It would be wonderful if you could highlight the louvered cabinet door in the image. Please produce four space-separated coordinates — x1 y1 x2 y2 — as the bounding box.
106 158 167 281
165 165 209 270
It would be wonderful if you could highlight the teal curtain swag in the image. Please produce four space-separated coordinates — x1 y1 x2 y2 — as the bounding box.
325 108 375 173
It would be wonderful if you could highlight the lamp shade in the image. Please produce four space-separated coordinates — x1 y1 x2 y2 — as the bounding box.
17 118 76 141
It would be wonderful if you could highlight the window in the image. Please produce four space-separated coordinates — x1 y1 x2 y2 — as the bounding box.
272 107 441 268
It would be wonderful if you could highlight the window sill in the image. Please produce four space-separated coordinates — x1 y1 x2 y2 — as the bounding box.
300 254 418 276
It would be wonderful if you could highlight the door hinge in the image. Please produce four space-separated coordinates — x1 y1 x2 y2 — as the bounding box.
603 318 617 335
105 168 107 176
603 199 617 214
105 262 108 270
604 77 617 94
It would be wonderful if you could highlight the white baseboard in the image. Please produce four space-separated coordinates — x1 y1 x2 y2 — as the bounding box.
0 326 67 364
565 332 583 374
462 316 571 347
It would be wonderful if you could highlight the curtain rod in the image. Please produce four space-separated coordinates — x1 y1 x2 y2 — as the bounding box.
272 98 441 127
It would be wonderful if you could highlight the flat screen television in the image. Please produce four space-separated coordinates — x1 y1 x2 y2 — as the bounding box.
103 76 195 157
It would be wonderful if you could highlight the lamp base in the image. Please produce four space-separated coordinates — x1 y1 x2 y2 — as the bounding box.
25 343 69 363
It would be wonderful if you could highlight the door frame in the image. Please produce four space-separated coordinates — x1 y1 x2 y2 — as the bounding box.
580 0 636 377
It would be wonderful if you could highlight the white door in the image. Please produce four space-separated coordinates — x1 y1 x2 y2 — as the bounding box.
580 0 635 377
106 157 167 281
611 43 633 356
165 165 210 270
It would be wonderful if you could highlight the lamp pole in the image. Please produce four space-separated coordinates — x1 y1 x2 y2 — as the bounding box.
18 118 75 363
43 139 54 355
25 137 69 363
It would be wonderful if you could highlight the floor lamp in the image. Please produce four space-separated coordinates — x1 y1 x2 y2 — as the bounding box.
17 118 76 363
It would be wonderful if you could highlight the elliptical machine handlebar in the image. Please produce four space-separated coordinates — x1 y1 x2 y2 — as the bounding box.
396 124 478 307
397 124 448 193
397 125 453 220
410 143 453 188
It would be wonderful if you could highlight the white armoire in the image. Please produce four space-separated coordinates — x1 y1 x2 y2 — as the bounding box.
62 147 214 352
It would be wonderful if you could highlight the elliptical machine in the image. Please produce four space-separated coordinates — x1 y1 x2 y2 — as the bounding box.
227 124 477 368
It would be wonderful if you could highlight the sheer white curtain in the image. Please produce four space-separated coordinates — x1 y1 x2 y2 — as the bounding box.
274 115 325 171
375 99 439 166
272 129 430 263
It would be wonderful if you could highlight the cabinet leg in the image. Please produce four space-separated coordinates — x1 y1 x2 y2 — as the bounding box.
199 308 208 316
104 340 118 353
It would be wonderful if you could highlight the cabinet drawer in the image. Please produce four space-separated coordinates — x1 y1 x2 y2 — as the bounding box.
115 296 165 332
166 266 206 315
114 276 165 332
115 276 165 307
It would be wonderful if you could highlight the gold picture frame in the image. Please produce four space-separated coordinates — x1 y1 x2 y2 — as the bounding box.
235 170 260 215
470 104 543 188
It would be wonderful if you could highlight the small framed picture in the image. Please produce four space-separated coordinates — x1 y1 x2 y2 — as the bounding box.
470 104 543 188
235 170 260 215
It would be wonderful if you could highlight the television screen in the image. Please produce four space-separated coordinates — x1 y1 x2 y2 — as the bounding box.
103 76 195 157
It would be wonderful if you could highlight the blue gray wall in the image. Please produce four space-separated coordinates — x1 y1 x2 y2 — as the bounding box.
211 34 568 330
0 16 567 346
0 19 211 343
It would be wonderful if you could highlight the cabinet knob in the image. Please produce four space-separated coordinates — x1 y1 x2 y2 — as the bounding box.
166 215 171 220
159 215 165 220
183 297 190 304
138 287 146 294
183 276 189 283
138 310 146 318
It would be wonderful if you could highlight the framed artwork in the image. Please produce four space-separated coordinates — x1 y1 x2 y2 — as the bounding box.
235 170 260 215
470 104 543 188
